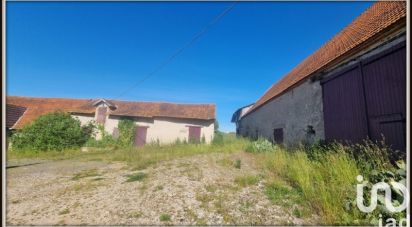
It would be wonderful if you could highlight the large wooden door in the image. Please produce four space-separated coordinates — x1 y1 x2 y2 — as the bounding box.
361 44 406 151
134 126 148 147
188 126 201 143
321 42 406 151
321 65 368 144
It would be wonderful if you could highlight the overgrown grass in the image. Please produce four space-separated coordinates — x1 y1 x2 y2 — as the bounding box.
234 175 260 187
8 134 249 170
256 141 400 225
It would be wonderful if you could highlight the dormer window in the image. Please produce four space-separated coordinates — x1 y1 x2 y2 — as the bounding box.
92 98 117 110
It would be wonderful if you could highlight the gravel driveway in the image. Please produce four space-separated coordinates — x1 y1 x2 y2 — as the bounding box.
7 152 307 225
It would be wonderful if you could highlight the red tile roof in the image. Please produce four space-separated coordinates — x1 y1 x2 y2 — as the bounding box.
6 96 215 129
6 104 27 129
247 1 406 115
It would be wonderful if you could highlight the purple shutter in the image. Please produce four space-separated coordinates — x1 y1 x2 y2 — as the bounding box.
134 126 148 147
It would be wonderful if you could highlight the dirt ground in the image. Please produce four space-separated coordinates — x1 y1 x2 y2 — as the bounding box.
6 152 308 225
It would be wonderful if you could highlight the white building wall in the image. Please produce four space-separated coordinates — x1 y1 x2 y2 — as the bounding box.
72 113 95 125
72 104 215 144
104 115 215 144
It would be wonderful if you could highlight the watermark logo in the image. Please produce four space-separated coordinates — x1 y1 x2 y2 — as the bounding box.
356 175 409 213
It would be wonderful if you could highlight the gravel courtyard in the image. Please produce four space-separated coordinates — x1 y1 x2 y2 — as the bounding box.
6 152 309 225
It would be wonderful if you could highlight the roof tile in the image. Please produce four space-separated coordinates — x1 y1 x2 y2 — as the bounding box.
6 96 215 129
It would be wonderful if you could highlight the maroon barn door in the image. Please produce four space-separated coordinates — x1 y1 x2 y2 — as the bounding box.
362 44 406 151
188 126 201 143
321 65 368 144
321 42 406 151
134 126 148 147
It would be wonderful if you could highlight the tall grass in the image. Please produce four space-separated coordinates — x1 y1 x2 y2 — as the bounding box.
258 140 398 225
259 145 362 224
7 133 250 170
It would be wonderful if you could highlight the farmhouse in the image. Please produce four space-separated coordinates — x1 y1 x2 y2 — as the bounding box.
235 2 406 151
6 96 215 146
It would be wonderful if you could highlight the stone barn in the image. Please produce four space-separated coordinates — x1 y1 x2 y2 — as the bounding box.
235 2 406 151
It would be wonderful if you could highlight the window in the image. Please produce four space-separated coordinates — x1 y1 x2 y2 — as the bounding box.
273 128 284 144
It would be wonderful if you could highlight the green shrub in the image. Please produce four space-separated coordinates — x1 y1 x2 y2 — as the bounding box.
11 111 93 151
118 118 136 147
245 138 274 153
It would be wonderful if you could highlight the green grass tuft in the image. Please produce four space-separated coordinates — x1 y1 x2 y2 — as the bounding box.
159 214 171 222
125 172 147 182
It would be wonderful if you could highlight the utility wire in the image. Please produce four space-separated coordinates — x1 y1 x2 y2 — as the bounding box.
114 2 238 99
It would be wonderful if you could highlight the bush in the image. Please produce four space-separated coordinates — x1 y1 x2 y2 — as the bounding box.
11 111 93 151
245 138 274 153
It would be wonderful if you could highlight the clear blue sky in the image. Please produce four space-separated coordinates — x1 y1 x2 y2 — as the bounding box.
6 1 373 132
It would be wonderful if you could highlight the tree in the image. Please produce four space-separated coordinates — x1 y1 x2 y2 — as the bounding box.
214 120 219 133
118 118 136 146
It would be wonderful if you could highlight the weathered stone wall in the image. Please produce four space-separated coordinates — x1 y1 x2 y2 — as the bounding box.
239 79 324 147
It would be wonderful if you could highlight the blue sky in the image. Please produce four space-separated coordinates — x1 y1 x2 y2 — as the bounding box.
6 1 373 132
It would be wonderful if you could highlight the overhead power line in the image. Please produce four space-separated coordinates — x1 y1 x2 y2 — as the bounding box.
114 2 238 99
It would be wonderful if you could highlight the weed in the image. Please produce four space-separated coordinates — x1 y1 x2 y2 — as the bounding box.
155 185 164 191
58 208 70 215
234 159 241 169
245 138 274 153
196 193 214 204
234 175 260 187
205 184 217 193
239 201 252 213
71 169 100 180
128 211 143 219
159 214 171 222
293 208 302 218
125 172 147 182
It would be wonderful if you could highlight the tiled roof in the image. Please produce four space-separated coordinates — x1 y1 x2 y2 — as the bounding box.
6 104 27 129
247 1 406 115
6 96 216 129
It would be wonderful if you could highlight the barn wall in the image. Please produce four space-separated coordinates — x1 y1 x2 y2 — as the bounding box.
239 79 324 147
238 32 405 148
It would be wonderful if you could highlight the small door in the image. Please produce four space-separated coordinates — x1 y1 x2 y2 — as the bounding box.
273 128 284 144
134 126 148 147
188 126 201 143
